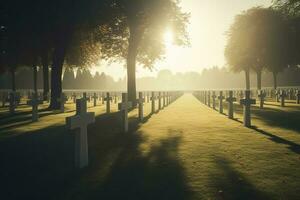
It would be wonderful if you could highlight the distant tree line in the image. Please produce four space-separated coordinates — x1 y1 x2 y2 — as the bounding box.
1 67 299 91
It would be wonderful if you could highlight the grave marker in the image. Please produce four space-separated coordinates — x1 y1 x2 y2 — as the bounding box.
137 92 145 121
280 90 286 107
240 90 256 127
226 91 236 119
66 99 95 168
104 92 112 113
218 91 225 114
296 90 300 104
258 90 266 109
212 91 216 109
151 92 156 113
118 93 132 133
27 93 43 122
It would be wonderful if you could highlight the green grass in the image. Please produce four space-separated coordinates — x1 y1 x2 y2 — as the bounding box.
0 94 299 200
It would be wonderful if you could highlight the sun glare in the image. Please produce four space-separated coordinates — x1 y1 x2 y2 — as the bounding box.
164 31 173 46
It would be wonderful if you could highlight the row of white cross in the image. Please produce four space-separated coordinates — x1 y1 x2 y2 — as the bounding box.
66 91 183 169
194 90 256 127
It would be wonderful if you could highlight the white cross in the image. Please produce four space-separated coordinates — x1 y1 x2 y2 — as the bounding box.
218 91 225 114
212 91 217 109
92 93 98 107
296 90 300 104
151 92 156 113
118 93 132 132
240 90 256 127
27 93 43 122
66 98 95 168
9 92 17 114
280 90 286 107
137 92 145 121
258 90 266 109
226 91 236 119
104 92 112 113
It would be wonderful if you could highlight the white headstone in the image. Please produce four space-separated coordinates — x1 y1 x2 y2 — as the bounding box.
66 98 95 168
118 93 132 132
240 90 256 127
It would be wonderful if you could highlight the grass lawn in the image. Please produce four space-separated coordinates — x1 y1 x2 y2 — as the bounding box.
0 94 299 200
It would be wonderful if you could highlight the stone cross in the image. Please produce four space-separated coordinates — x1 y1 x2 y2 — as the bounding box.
207 91 211 107
204 91 207 105
296 90 300 104
92 93 98 107
280 90 286 107
66 98 95 169
9 92 17 114
57 93 67 113
240 90 256 127
275 90 280 102
218 91 225 114
212 91 216 110
118 93 132 133
101 93 105 104
137 92 145 121
158 92 162 110
72 93 77 103
104 92 112 114
258 90 266 109
288 89 293 100
226 91 236 119
27 92 43 122
163 92 166 108
151 92 156 113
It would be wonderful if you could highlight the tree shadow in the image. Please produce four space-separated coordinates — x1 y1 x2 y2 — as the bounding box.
86 128 195 200
210 155 270 200
0 108 193 200
250 126 300 154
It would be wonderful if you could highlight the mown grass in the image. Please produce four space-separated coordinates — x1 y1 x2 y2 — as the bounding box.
0 94 300 200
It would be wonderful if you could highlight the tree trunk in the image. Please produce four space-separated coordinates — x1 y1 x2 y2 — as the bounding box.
11 68 16 92
256 70 262 90
127 27 141 106
42 53 49 101
245 68 250 90
49 41 68 109
273 72 278 90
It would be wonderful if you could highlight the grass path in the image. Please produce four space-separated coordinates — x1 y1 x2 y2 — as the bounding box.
1 94 300 199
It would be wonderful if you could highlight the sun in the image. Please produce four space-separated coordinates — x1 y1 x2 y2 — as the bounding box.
164 31 173 46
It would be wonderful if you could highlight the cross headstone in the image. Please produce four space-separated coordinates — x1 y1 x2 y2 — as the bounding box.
92 93 98 107
258 90 266 109
288 89 293 100
101 93 105 104
296 90 300 104
151 92 156 113
57 93 67 113
137 92 145 121
27 92 43 122
72 93 77 103
207 91 211 107
275 90 280 102
240 90 256 127
218 91 225 114
226 91 236 119
158 92 162 110
204 91 207 105
280 90 286 107
212 91 216 110
163 92 166 108
9 92 17 114
104 92 112 113
66 99 95 168
118 93 132 133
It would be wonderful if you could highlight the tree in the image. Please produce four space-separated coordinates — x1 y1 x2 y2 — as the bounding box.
225 7 291 90
97 0 189 104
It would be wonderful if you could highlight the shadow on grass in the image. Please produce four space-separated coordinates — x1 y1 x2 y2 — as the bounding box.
210 156 270 200
0 108 193 200
251 126 300 154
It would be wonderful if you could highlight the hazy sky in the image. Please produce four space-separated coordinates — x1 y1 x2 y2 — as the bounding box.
94 0 272 80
